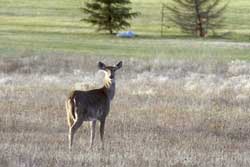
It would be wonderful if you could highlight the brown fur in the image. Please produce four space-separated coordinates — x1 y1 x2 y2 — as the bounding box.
66 61 122 150
66 70 111 128
65 92 75 128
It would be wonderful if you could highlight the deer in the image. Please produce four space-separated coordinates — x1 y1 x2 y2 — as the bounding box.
65 61 122 150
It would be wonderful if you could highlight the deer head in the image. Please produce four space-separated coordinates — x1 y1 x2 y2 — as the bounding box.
98 61 122 80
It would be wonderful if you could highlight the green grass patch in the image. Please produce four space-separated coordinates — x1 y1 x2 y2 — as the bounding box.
0 0 250 60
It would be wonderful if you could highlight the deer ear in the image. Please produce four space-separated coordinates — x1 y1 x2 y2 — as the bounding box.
116 61 122 70
98 62 106 69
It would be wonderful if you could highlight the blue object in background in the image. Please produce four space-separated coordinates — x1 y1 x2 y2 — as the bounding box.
117 31 136 38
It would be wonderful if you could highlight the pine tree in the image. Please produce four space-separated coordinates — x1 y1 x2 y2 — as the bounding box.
81 0 138 34
166 0 228 37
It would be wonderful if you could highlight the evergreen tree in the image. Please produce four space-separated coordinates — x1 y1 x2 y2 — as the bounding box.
82 0 138 34
166 0 228 37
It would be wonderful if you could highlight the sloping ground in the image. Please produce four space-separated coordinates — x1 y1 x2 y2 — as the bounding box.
0 0 250 59
0 55 250 166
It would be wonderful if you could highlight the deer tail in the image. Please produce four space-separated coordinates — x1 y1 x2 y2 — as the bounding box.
66 95 75 127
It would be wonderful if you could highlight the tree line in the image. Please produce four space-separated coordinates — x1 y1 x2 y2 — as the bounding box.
82 0 228 37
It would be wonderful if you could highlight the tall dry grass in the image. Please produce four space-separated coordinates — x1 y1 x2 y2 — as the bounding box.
0 54 250 167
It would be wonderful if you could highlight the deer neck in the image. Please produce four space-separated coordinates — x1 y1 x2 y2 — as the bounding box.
104 80 116 100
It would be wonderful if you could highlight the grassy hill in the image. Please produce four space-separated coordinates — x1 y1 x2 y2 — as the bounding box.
0 0 250 59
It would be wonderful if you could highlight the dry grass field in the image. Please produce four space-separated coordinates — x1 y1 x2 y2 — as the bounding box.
1 0 250 166
1 54 250 167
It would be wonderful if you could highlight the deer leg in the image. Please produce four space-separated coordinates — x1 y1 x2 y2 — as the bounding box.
89 120 96 150
67 111 74 128
100 119 106 150
65 100 74 128
69 116 83 150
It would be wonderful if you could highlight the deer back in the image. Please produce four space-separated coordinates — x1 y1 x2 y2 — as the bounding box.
70 88 110 121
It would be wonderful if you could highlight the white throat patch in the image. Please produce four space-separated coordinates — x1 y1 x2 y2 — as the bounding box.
73 70 112 91
98 70 112 88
